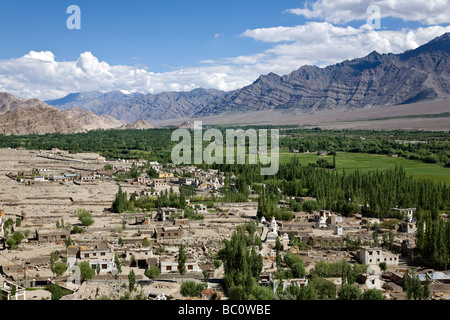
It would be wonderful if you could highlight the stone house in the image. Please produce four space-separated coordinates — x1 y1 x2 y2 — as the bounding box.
35 228 70 242
159 259 200 274
358 246 399 266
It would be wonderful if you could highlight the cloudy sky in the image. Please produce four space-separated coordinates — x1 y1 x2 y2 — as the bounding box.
0 0 449 100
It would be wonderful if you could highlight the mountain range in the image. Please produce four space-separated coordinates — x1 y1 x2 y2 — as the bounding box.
45 32 450 124
0 33 449 135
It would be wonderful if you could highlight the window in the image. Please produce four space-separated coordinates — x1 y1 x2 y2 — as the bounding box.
188 265 193 270
175 233 178 236
84 254 89 258
166 266 172 271
102 264 107 269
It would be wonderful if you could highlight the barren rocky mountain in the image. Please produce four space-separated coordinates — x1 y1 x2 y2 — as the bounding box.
63 107 126 131
195 32 450 117
119 119 154 130
0 106 85 136
0 93 127 135
0 92 51 115
47 88 225 123
44 33 450 123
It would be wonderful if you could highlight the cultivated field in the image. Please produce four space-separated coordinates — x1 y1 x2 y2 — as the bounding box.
280 152 450 184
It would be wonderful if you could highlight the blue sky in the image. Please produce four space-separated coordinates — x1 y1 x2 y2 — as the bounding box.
0 0 307 71
0 0 449 100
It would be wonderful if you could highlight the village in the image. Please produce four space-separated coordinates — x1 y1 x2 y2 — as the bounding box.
0 147 449 301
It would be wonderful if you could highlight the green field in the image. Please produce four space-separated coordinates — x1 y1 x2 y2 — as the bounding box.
280 152 450 184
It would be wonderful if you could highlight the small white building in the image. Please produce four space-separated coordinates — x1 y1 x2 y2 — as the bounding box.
0 280 26 300
272 278 308 294
68 243 117 274
265 217 279 242
194 204 208 214
160 259 200 274
334 225 343 236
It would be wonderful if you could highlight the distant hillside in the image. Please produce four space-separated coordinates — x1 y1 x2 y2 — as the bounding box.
0 92 51 115
46 88 225 123
45 33 450 123
0 92 128 136
195 32 450 117
0 106 85 136
119 120 154 130
63 107 126 131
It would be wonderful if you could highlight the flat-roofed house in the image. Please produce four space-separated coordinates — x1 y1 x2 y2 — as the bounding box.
77 242 116 273
154 226 184 240
358 246 399 266
160 259 200 274
157 207 184 221
36 228 70 242
0 280 26 300
152 179 167 188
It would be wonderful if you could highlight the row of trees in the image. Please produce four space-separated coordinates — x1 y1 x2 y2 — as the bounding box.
415 215 450 270
280 128 450 167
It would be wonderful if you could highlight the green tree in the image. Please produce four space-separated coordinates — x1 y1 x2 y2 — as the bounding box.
112 186 128 213
362 288 385 300
10 285 16 299
178 243 187 276
180 280 207 297
145 266 161 280
291 263 306 278
404 271 427 300
275 237 282 269
12 231 24 246
310 276 336 300
5 238 15 250
52 263 68 276
64 236 73 248
337 284 361 300
77 209 94 227
128 270 136 292
78 261 95 282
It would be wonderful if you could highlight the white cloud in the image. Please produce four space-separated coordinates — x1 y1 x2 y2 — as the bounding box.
242 23 450 67
0 4 449 102
286 0 450 25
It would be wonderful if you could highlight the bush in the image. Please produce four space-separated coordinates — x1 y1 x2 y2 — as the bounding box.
52 262 68 276
180 281 207 297
284 253 304 269
78 261 95 282
337 284 361 300
71 226 85 234
291 263 306 278
77 209 94 227
12 231 24 245
46 283 72 300
310 276 336 300
362 288 385 300
6 238 16 250
144 266 161 280
214 259 222 269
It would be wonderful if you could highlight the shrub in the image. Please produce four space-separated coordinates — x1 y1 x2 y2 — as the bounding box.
180 281 207 297
77 209 94 227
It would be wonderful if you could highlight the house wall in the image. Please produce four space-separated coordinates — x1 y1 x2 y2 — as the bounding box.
359 248 399 266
